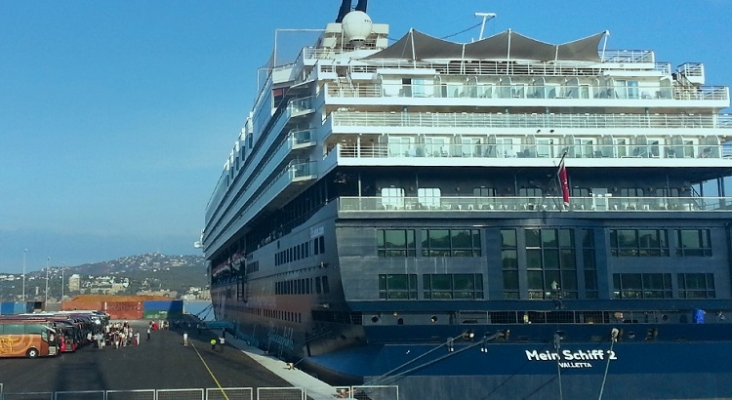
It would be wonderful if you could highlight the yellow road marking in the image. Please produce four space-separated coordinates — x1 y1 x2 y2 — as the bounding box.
190 340 230 400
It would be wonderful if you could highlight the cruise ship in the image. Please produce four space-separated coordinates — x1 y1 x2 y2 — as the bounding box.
203 2 732 399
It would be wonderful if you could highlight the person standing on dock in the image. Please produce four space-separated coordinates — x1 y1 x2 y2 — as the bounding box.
146 326 151 341
219 333 225 352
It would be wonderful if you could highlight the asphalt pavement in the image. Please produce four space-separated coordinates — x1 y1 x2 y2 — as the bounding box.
0 320 292 394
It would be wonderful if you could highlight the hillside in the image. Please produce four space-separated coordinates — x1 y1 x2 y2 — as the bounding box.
0 253 208 302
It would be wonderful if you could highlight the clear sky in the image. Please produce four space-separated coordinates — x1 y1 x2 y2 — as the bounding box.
1 0 731 273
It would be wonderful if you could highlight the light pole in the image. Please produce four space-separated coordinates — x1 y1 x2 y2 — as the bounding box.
61 262 65 301
44 256 50 307
22 249 27 302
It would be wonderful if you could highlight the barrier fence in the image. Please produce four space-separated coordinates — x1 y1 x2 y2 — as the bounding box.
0 385 399 400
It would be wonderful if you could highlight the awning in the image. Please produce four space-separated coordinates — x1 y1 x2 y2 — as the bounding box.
365 29 606 62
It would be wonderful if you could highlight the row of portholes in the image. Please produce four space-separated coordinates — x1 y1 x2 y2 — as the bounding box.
370 315 439 324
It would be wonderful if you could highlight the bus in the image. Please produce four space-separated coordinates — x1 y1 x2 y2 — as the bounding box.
16 313 91 351
0 318 58 358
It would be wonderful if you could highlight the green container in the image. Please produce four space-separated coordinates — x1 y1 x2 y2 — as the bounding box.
143 310 168 320
143 310 183 320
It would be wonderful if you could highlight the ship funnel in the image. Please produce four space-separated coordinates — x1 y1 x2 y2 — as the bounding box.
336 0 368 22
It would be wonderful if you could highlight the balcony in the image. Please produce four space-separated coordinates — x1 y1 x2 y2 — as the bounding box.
338 196 732 213
325 83 729 103
335 142 731 161
330 111 732 130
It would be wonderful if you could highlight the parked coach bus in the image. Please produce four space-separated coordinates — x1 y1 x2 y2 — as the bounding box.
11 315 82 352
0 318 58 358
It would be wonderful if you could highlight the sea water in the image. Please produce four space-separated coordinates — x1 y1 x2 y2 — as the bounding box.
183 300 215 320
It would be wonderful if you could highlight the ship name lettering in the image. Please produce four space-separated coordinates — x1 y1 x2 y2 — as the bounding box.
559 362 593 368
525 349 611 362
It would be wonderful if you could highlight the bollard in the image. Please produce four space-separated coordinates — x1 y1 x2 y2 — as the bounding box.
183 332 188 346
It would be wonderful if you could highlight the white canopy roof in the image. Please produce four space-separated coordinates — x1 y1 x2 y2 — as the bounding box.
365 29 606 62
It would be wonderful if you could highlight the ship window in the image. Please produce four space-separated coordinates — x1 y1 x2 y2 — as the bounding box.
497 138 516 158
610 229 669 257
571 188 590 197
619 188 645 198
501 229 519 299
315 277 322 294
313 239 319 255
473 187 496 197
574 138 594 158
423 274 483 300
613 273 672 299
381 187 405 209
322 276 330 294
424 136 450 157
473 187 498 209
378 274 418 300
388 136 414 157
417 188 441 209
525 228 577 300
655 188 680 198
462 137 482 157
582 229 598 299
518 188 543 198
421 229 481 257
676 229 712 257
319 236 325 254
678 273 715 298
377 229 417 257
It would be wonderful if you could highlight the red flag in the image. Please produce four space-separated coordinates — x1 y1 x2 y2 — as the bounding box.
557 152 569 207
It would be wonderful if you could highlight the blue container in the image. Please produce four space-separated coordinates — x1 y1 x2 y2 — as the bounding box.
1 302 14 315
143 300 183 312
12 302 27 314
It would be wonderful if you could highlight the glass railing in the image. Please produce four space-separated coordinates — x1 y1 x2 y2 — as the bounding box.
289 96 315 114
325 83 729 102
290 129 314 146
289 160 316 180
331 111 732 130
338 196 732 213
336 142 730 160
602 50 655 64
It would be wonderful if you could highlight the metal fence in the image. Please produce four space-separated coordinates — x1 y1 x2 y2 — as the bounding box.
0 385 398 400
106 389 155 400
205 387 253 400
55 391 105 400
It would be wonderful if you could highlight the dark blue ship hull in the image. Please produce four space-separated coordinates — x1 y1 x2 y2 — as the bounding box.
304 339 732 399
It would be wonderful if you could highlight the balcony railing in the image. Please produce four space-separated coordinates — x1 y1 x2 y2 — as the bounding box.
338 196 732 213
337 142 730 160
331 111 732 130
306 48 661 76
326 83 729 102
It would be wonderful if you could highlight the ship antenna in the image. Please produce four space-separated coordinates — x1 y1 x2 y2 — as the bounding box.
475 12 496 40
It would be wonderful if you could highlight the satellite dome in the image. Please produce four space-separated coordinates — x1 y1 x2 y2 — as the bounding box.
342 11 372 47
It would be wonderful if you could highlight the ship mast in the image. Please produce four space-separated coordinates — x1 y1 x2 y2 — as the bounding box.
475 12 496 40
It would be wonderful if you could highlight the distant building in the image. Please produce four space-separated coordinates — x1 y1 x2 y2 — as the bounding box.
68 274 81 292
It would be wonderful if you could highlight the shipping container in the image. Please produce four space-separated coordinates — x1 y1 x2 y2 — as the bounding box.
62 300 103 311
1 302 14 315
143 310 183 320
12 302 32 314
143 300 183 312
110 309 144 320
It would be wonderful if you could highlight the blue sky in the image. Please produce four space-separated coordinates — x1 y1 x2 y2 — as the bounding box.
1 0 730 272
